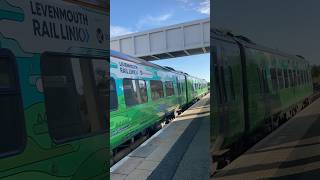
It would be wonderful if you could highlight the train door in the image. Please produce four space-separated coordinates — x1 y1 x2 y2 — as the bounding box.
212 40 245 152
176 76 183 105
122 78 150 132
0 49 26 159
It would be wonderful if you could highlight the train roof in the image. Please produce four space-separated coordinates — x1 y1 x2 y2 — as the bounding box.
211 28 309 64
111 50 170 71
110 50 205 78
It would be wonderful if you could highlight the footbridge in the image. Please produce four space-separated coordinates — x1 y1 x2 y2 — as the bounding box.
110 18 210 61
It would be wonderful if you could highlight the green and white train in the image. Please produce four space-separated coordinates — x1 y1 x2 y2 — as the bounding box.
211 29 313 167
110 50 208 154
0 0 108 179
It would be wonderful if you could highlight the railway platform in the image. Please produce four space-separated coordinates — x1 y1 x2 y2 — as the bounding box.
213 95 320 179
111 93 210 180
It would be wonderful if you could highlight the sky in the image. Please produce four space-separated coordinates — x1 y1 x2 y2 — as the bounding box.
213 0 320 65
110 0 210 82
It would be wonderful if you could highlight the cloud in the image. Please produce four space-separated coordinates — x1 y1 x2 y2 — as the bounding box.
110 25 134 37
177 0 210 15
197 0 210 15
137 13 173 30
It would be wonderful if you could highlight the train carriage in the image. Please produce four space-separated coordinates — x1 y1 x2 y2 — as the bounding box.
0 0 109 179
110 51 185 151
110 50 208 154
211 29 313 168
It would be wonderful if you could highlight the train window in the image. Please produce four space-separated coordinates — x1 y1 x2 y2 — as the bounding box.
302 70 306 84
150 80 164 100
284 69 289 88
296 70 300 86
260 69 269 93
41 54 107 143
123 79 148 107
0 51 26 158
165 81 174 96
289 69 293 87
270 68 278 90
303 70 306 84
300 70 303 85
277 69 284 89
221 66 228 101
0 59 15 89
176 78 181 95
92 59 108 121
263 70 269 93
301 70 304 85
191 82 195 92
180 80 184 95
215 66 222 104
257 68 263 93
110 78 118 110
228 66 235 100
293 70 297 87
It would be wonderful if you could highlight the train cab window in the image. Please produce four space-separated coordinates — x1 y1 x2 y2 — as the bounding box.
123 79 147 107
150 80 164 100
41 54 107 143
110 78 118 110
284 69 289 88
0 51 26 158
165 81 174 96
277 69 284 89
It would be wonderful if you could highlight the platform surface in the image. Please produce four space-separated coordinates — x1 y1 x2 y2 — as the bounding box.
111 94 210 180
214 97 320 180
